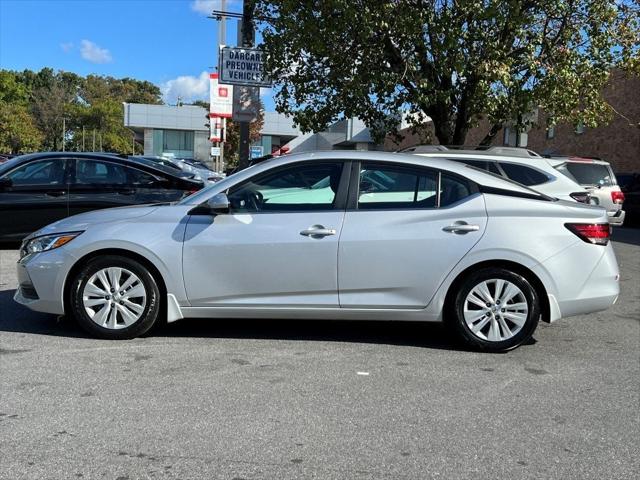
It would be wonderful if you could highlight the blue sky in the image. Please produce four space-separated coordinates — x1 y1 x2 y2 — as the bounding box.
0 0 275 110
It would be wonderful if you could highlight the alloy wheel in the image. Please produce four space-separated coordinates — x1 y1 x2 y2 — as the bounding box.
463 278 529 342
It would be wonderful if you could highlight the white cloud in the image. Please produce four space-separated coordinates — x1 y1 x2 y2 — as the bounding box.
80 40 112 64
161 71 211 104
60 42 74 53
190 0 240 16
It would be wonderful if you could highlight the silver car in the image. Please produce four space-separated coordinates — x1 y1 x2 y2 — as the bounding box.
14 151 619 352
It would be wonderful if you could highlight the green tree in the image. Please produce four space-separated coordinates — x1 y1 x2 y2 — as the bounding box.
256 0 640 145
0 102 43 154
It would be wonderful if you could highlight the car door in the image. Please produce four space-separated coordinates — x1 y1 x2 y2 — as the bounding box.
183 161 349 307
338 161 487 309
0 158 69 241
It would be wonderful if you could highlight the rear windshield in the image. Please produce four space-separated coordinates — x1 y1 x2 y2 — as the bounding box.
558 163 616 187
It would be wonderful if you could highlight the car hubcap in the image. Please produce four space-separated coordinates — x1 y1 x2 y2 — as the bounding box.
463 279 528 342
82 267 146 329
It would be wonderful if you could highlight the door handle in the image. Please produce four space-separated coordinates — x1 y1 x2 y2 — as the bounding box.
442 222 480 234
300 225 337 238
46 191 66 197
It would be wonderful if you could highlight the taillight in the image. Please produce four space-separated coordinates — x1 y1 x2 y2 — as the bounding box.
565 223 610 245
569 192 590 204
611 191 625 204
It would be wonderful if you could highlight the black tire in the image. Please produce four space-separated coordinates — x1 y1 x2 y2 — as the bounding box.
69 255 161 339
449 267 540 352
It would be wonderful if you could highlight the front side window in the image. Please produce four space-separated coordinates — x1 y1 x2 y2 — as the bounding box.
357 164 438 209
499 163 550 186
4 159 66 186
228 162 343 212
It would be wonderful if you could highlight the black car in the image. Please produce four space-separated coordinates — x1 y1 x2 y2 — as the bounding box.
616 172 640 226
0 152 204 242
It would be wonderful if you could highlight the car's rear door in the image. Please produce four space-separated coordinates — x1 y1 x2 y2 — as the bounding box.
338 161 487 308
0 157 69 240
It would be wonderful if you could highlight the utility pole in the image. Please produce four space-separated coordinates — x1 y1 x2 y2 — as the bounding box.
62 117 66 152
82 125 85 152
92 129 96 151
237 0 254 170
218 0 227 173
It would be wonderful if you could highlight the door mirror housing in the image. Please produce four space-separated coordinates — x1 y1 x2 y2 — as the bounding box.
0 177 12 190
189 192 230 215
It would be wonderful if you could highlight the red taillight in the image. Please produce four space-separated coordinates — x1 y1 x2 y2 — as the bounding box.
565 223 610 245
611 190 625 204
569 192 590 204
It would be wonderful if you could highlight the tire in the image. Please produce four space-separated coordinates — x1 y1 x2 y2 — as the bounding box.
449 267 540 352
69 255 161 339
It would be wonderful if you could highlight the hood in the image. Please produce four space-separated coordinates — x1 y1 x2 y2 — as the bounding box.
30 205 160 239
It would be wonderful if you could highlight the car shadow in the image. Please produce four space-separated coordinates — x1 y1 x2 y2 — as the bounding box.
0 289 473 351
612 227 640 247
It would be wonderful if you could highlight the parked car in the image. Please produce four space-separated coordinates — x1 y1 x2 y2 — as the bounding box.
407 147 591 203
130 156 223 185
616 172 640 226
15 151 618 352
0 152 203 242
547 156 625 226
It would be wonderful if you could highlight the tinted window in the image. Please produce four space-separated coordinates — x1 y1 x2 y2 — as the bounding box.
455 158 501 175
563 163 615 187
499 163 549 186
76 160 157 185
4 160 66 186
358 164 437 209
440 174 472 206
228 162 343 212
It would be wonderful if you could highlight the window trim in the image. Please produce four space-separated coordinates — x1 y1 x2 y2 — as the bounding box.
225 159 352 214
346 160 478 211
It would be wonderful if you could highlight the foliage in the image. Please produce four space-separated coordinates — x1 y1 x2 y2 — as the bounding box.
0 102 43 154
256 0 640 145
223 102 265 168
0 68 163 154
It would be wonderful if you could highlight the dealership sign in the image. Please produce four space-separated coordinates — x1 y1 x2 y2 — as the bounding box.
219 47 272 87
209 73 233 119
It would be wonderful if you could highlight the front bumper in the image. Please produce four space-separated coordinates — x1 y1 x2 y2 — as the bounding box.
13 248 77 315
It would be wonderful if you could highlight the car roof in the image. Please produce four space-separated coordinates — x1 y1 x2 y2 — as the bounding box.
228 150 542 197
545 156 611 166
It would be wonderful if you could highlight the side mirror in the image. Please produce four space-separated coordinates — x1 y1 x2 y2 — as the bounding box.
0 177 12 190
189 192 230 215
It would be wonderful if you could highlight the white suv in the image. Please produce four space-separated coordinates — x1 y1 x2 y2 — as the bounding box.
547 156 625 226
405 146 591 203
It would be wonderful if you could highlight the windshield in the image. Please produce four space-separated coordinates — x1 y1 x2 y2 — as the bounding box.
558 162 616 187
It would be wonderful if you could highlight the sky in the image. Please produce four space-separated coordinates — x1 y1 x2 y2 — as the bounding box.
0 0 275 110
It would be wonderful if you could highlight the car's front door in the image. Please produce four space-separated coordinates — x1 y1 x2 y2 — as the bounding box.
0 158 69 241
338 161 487 308
183 161 349 307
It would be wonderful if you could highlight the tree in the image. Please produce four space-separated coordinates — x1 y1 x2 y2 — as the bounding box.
0 102 43 154
223 101 265 168
256 0 640 145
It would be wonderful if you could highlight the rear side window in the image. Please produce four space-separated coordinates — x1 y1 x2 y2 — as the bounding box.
440 174 472 207
454 158 501 175
562 163 615 187
499 163 550 186
358 164 438 209
75 160 157 185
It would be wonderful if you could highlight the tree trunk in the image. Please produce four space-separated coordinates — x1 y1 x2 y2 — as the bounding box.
480 123 503 146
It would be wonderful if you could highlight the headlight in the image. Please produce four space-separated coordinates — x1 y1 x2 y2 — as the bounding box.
20 232 82 259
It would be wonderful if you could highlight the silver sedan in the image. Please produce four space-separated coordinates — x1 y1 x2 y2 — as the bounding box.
14 151 620 352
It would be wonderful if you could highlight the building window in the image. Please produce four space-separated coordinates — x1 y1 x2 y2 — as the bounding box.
546 126 555 139
163 130 194 152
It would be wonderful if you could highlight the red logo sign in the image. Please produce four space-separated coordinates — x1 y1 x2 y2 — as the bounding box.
218 87 228 98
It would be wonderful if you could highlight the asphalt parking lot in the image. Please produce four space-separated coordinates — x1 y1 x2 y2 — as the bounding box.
0 229 638 480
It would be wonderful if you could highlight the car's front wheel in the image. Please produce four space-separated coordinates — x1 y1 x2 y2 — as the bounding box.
450 267 540 352
69 255 161 339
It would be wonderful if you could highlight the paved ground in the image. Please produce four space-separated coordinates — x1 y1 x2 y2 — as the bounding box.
0 229 638 480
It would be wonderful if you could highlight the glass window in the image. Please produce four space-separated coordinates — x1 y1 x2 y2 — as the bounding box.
228 162 343 212
455 158 501 175
163 130 194 152
499 163 549 186
5 160 66 186
76 160 127 184
440 174 472 207
561 163 615 187
358 164 437 209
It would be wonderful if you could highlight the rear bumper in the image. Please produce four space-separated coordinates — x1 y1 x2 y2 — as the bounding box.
607 209 625 226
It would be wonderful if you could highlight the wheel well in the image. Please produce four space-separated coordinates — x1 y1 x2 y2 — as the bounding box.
63 248 167 314
444 260 550 323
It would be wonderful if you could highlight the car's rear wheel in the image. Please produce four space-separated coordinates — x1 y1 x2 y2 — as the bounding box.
69 255 161 339
450 267 540 352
